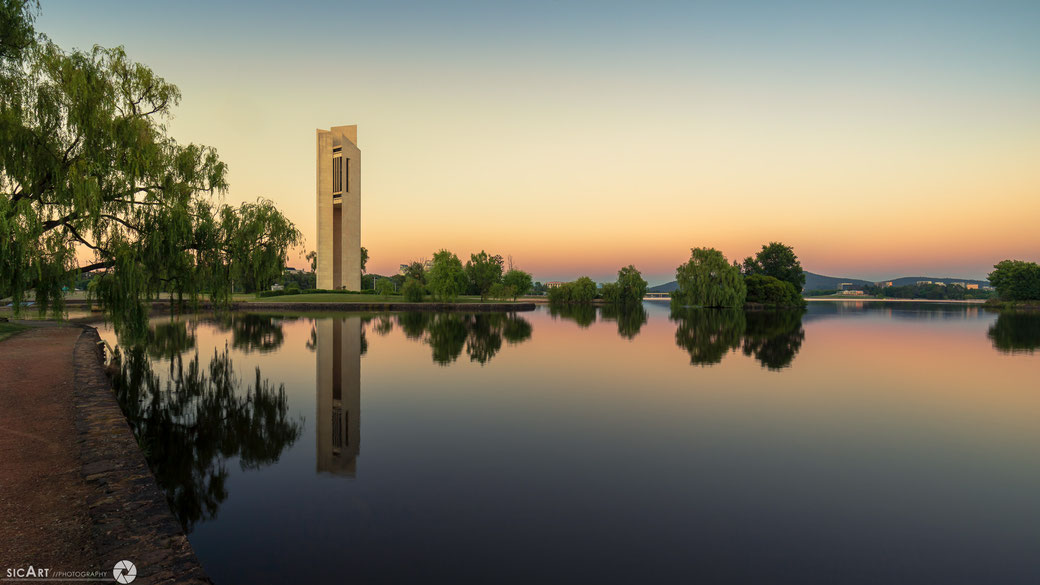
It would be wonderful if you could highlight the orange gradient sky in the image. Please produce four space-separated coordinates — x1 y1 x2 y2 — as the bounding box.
40 1 1040 284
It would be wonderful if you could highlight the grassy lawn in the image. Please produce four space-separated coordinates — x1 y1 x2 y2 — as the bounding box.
0 322 29 342
248 293 521 304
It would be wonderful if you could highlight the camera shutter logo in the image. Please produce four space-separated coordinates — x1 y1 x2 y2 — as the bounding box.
113 560 137 584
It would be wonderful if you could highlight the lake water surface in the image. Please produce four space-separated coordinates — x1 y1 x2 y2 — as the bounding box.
99 302 1040 584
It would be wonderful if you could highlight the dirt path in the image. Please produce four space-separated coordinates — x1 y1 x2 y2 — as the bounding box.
0 324 99 570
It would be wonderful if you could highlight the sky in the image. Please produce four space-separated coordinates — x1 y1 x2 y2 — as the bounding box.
37 0 1040 284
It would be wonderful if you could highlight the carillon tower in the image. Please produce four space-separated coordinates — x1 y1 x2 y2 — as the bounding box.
316 125 361 290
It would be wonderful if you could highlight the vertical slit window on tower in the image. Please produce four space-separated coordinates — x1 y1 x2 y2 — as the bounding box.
332 156 343 194
344 158 350 193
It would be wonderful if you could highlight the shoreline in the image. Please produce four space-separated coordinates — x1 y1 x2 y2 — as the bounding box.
0 323 210 583
804 297 988 304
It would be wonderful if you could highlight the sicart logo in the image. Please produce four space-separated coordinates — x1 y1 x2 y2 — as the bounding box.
113 560 137 584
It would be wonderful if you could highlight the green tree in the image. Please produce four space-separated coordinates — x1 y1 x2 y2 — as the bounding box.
502 269 532 301
403 260 427 284
360 246 368 273
207 199 302 295
465 250 504 301
426 249 467 301
572 276 598 303
375 277 395 299
488 282 514 301
305 250 317 272
0 11 300 331
602 265 648 306
672 248 746 308
402 277 425 302
741 242 806 292
0 1 36 65
988 260 1040 301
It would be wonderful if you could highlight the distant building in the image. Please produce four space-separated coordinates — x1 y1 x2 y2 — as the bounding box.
917 280 933 285
839 289 865 295
271 283 284 291
934 282 946 286
838 282 854 291
980 285 994 291
546 281 566 289
966 283 979 290
877 281 893 288
950 282 966 288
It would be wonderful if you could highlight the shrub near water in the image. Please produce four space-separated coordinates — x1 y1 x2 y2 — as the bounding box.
547 276 597 305
744 274 805 307
402 278 425 302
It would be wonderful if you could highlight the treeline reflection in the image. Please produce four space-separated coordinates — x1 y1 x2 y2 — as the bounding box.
549 304 649 338
671 308 806 370
111 318 302 532
988 312 1040 354
383 312 533 365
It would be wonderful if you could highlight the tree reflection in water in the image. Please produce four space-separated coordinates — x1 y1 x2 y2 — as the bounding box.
671 308 805 369
549 304 597 328
988 312 1040 354
742 310 806 370
394 312 533 365
208 313 287 353
600 304 649 339
671 308 746 366
111 319 302 533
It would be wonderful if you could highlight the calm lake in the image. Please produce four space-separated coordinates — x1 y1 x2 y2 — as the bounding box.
98 302 1040 584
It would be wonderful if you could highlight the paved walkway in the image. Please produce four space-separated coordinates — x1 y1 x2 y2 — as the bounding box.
0 324 99 571
0 323 211 583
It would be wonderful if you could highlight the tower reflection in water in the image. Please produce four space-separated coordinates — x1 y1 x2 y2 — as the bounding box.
316 317 362 476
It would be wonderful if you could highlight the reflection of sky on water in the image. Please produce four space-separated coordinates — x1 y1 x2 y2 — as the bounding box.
97 304 1040 584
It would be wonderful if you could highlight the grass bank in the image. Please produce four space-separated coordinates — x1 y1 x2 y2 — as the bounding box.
984 299 1040 310
0 321 28 342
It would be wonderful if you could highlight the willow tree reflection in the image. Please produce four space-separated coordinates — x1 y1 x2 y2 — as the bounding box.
988 312 1040 354
549 304 597 328
671 308 805 369
600 304 649 339
671 308 746 366
394 312 533 365
111 341 302 533
207 313 287 353
144 320 197 360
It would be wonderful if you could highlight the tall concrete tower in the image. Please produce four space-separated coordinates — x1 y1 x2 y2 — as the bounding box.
316 125 361 290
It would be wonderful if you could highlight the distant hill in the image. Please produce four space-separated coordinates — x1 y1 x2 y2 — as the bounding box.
803 272 873 291
648 281 678 293
648 271 989 293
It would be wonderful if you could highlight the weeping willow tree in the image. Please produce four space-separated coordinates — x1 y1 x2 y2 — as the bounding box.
671 247 747 309
1 1 300 334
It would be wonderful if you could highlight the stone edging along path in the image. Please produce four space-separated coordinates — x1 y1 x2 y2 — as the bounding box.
72 326 212 584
